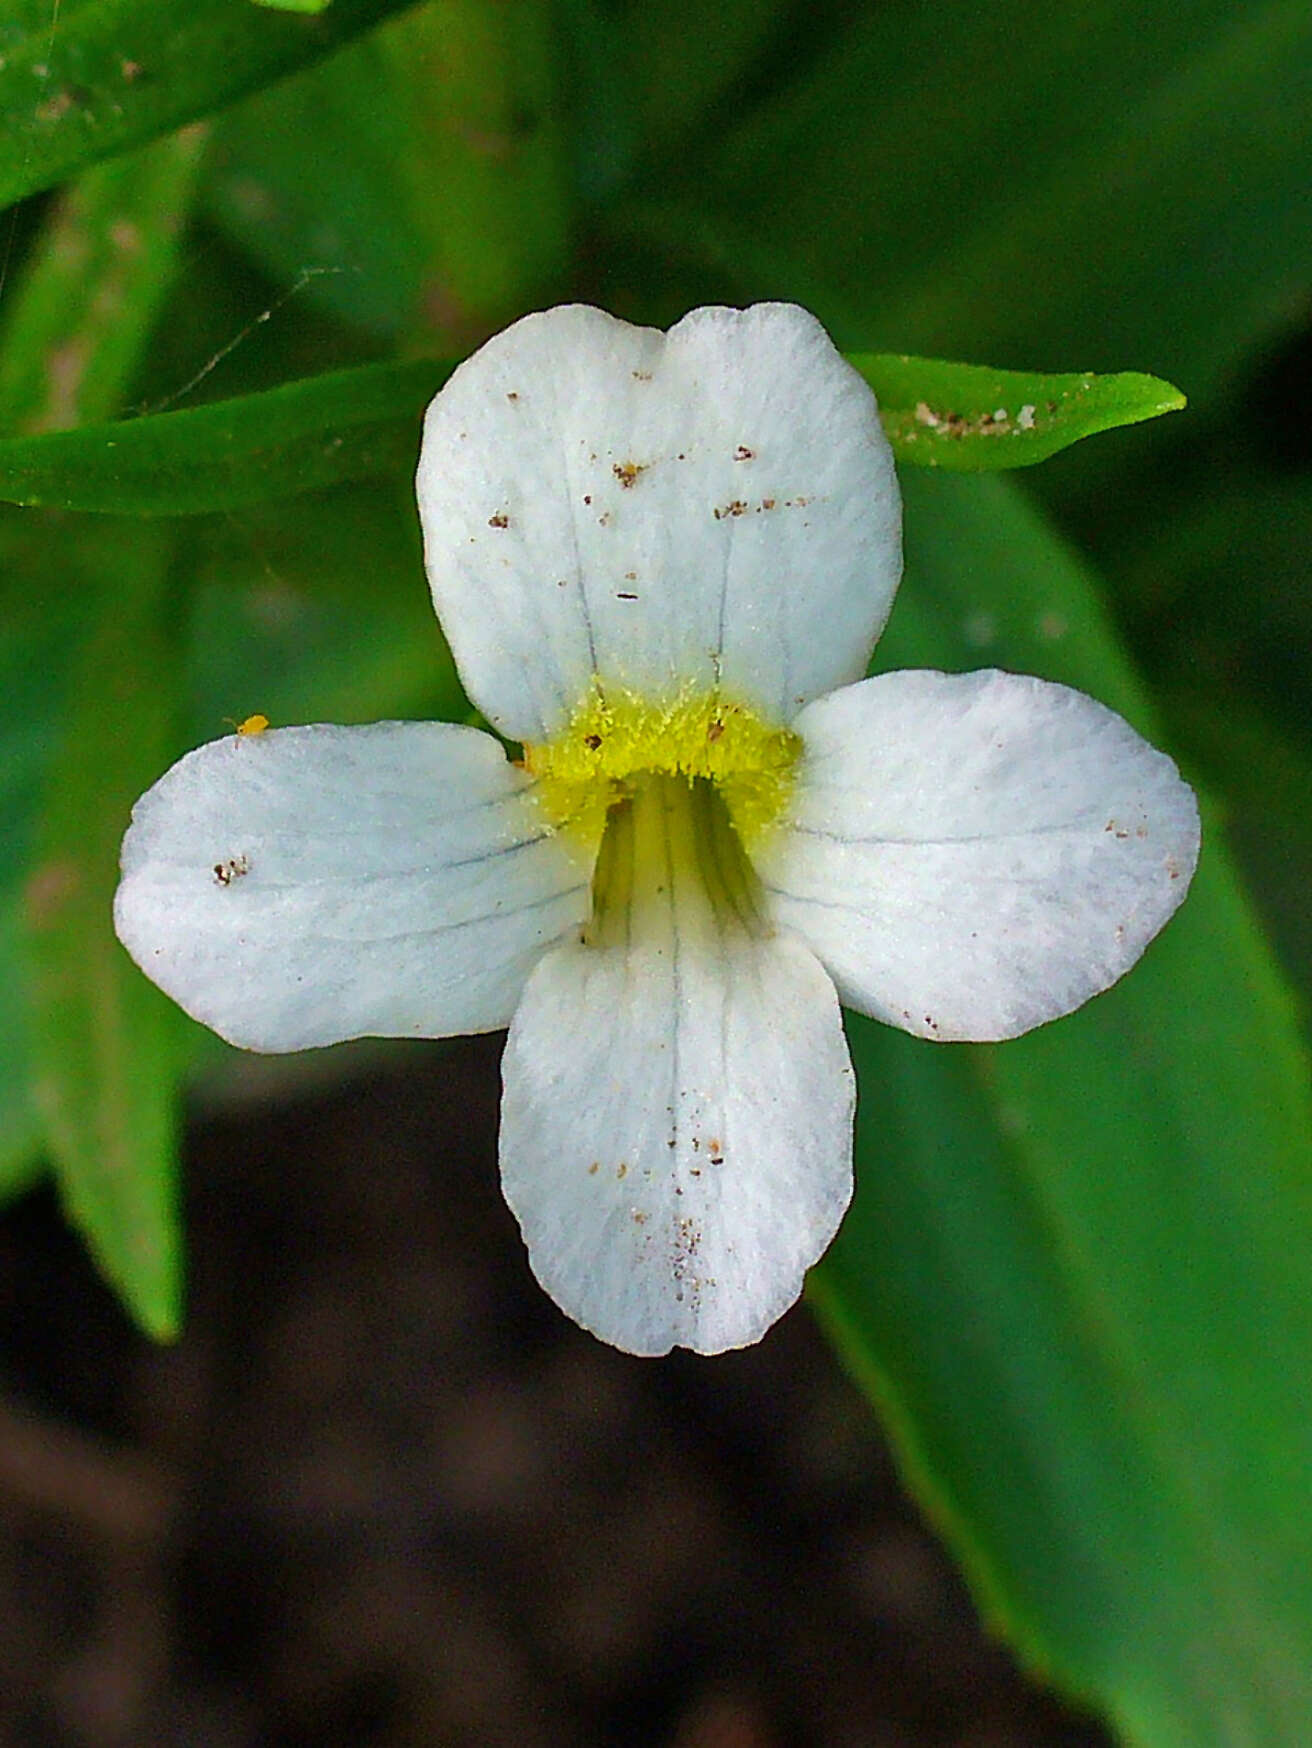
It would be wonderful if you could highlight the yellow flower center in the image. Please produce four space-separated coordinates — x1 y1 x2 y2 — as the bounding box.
522 679 801 855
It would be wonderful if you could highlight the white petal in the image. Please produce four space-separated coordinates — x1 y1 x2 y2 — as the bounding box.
499 780 855 1356
114 723 591 1051
416 302 901 742
756 669 1201 1042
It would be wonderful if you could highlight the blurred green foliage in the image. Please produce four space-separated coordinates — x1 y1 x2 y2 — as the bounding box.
1 3 1309 1744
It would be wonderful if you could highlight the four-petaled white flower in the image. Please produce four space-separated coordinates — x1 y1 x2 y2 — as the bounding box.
114 304 1200 1356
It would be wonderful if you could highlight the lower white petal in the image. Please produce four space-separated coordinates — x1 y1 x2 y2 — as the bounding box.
114 722 592 1051
756 669 1201 1042
499 776 855 1356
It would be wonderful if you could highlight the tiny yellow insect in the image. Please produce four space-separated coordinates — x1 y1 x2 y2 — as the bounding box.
225 713 270 737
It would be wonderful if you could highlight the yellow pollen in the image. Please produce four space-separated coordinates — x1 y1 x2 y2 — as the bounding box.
523 680 800 852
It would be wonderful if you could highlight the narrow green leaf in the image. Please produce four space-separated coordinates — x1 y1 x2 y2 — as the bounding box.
0 127 208 432
0 894 44 1201
25 525 184 1339
0 348 1184 518
251 0 333 12
813 468 1312 1746
857 355 1185 471
0 579 92 1203
0 359 448 514
0 0 419 211
0 117 211 1213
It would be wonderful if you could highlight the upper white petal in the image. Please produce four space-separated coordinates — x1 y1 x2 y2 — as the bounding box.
114 722 591 1051
416 302 901 741
756 669 1201 1042
498 782 855 1356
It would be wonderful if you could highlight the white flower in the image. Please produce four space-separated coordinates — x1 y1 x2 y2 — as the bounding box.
114 303 1200 1356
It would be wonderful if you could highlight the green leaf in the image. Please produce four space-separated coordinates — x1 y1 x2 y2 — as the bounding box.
813 467 1312 1746
0 893 44 1201
641 0 1312 411
1166 688 1312 852
0 578 93 1204
0 127 209 432
251 0 333 12
204 33 427 338
858 355 1185 471
0 348 1183 518
0 119 211 1212
1158 689 1312 1005
186 481 467 731
0 359 448 514
589 0 785 169
1112 472 1312 751
0 0 421 212
205 0 570 346
377 0 572 346
25 523 184 1339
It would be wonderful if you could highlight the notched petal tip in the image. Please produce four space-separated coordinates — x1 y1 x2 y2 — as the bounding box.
415 299 904 743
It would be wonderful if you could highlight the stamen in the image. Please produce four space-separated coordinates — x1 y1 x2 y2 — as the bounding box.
524 679 800 853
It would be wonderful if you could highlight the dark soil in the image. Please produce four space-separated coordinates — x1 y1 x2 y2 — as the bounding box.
0 1037 1114 1748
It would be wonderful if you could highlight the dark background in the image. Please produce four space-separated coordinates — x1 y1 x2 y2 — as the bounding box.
2 1040 1111 1748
